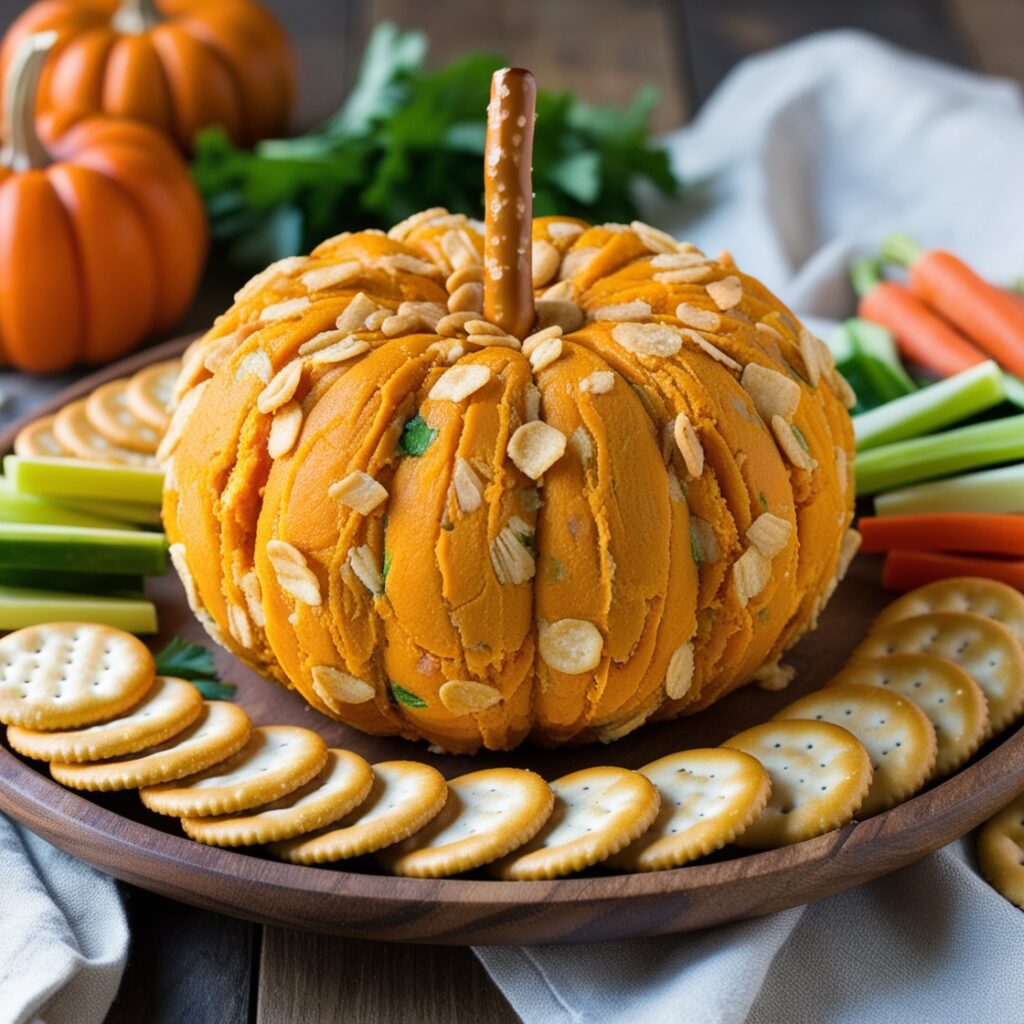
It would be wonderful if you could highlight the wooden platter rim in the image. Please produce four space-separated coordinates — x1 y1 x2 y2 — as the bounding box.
0 335 1020 945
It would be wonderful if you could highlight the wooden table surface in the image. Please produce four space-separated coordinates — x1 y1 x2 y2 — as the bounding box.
0 0 1020 1021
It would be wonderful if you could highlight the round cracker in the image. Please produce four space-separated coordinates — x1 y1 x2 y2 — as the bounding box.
828 655 989 778
269 761 448 864
0 622 155 730
854 611 1024 735
85 379 161 454
608 749 772 872
874 577 1024 644
181 748 374 847
53 398 156 467
139 725 328 818
491 766 661 880
51 701 251 791
977 791 1024 910
7 676 202 763
14 415 68 458
722 720 872 849
774 683 937 816
126 359 181 433
375 768 554 878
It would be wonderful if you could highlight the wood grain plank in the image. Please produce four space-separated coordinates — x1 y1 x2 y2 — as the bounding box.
256 930 518 1024
105 889 257 1024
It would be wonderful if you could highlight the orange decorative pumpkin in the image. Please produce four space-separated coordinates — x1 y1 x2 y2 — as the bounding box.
0 33 207 372
0 0 294 152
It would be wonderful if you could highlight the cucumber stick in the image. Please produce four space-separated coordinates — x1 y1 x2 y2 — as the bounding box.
0 586 157 634
0 476 133 530
45 495 164 527
4 455 164 505
0 523 167 575
0 568 145 597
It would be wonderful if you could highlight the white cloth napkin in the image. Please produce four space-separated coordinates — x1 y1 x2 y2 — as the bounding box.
475 29 1024 1023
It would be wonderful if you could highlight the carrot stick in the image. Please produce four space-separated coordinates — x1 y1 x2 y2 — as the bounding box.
851 257 987 378
860 513 1024 557
882 234 1024 378
883 550 1024 592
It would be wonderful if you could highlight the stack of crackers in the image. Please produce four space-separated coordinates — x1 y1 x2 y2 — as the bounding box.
0 579 1021 905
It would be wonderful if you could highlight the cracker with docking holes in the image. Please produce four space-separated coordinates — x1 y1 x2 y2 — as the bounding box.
853 612 1024 735
270 761 448 864
86 379 161 454
181 749 373 847
14 414 68 458
873 577 1024 644
774 683 937 816
722 720 872 849
828 655 989 779
0 622 155 730
51 701 251 791
7 676 203 763
140 725 327 817
977 791 1024 910
375 768 553 878
126 358 181 433
608 749 772 872
53 398 157 466
491 766 660 880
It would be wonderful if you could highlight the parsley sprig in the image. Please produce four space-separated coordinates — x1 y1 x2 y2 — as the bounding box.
154 637 238 701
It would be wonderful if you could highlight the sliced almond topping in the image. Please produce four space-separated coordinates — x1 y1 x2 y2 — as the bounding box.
507 421 567 479
746 512 792 559
540 279 573 302
398 300 447 325
447 282 484 314
733 546 772 607
539 618 604 674
655 266 714 284
439 679 502 715
630 220 679 254
465 333 521 350
453 457 484 513
665 642 695 699
588 300 652 323
741 363 801 421
837 528 862 581
259 296 311 322
328 471 388 515
436 311 476 337
446 265 483 292
754 660 795 692
299 328 348 356
201 333 239 374
257 360 303 414
239 570 266 628
380 312 421 337
532 240 562 287
440 228 479 271
347 544 383 595
612 322 683 357
835 446 849 495
233 348 272 384
234 256 307 302
569 425 594 465
521 325 563 357
312 665 376 706
832 369 857 409
651 252 706 269
579 370 615 394
268 401 303 459
301 261 364 292
267 539 322 606
524 383 541 422
464 319 507 337
158 378 208 463
335 292 382 334
307 336 371 366
547 221 584 240
529 335 563 373
490 519 536 585
595 707 653 743
771 415 817 472
754 320 785 343
429 364 491 402
667 469 685 503
690 516 720 563
168 542 200 611
386 253 443 277
673 412 704 478
675 303 721 332
558 247 600 281
706 275 742 311
226 602 253 648
534 299 584 334
682 329 742 371
798 327 824 385
387 207 449 241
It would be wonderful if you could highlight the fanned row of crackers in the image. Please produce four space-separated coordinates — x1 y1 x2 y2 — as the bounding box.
13 359 180 467
1 576 1022 888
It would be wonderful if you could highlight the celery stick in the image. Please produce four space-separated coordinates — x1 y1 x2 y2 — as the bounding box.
4 455 163 505
874 463 1024 516
0 476 134 530
0 586 157 634
856 412 1024 495
0 568 144 597
853 360 1006 451
46 496 164 527
0 523 167 575
1005 375 1024 410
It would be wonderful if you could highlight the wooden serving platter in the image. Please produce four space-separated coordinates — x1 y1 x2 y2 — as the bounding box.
0 337 1022 946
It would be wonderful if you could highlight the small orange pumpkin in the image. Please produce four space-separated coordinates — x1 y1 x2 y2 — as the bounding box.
0 33 207 372
0 0 294 152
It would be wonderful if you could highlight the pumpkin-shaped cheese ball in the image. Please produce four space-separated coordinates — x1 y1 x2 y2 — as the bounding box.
163 70 856 753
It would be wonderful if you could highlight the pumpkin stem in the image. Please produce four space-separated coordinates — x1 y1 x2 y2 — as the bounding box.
1 31 55 173
112 0 163 34
483 68 536 340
